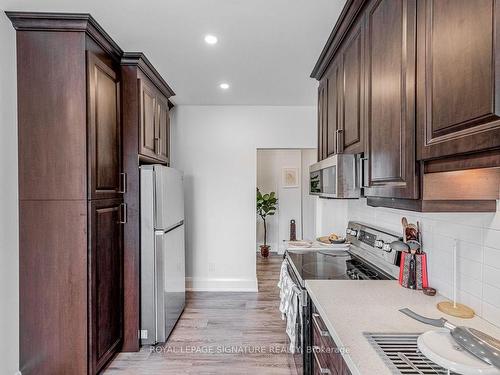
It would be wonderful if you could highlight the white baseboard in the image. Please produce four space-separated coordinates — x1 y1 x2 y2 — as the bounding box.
186 277 258 292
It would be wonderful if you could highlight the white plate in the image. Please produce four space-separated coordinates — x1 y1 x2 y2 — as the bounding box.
417 329 500 375
288 241 312 248
318 241 344 246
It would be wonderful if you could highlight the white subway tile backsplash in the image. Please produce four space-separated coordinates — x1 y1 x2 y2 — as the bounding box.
484 246 500 269
458 258 482 280
482 302 500 327
484 265 500 287
458 290 483 315
320 198 500 325
483 228 500 250
427 212 489 228
458 274 483 298
457 241 483 263
437 223 482 245
483 201 500 230
430 277 452 298
483 284 500 308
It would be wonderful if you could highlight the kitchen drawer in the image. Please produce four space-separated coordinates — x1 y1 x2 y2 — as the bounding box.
312 310 351 375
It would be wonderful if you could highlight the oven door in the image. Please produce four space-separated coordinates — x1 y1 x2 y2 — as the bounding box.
285 260 311 375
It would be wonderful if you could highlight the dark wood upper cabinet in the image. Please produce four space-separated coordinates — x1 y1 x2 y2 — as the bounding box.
138 74 172 163
139 79 158 160
416 0 500 159
340 22 364 154
363 0 418 199
87 52 122 200
317 78 328 160
120 52 175 352
326 57 341 156
316 22 364 160
312 0 499 211
157 95 170 163
89 199 124 375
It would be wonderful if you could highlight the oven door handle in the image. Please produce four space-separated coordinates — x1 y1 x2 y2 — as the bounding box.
313 346 332 374
312 313 330 337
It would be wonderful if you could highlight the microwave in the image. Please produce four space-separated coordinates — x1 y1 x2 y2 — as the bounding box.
309 154 360 199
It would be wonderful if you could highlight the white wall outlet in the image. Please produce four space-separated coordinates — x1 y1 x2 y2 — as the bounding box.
208 262 216 273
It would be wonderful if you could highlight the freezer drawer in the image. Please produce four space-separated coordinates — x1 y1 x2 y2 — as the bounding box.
156 224 186 342
140 224 185 345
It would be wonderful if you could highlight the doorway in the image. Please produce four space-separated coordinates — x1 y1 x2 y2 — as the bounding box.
256 148 317 256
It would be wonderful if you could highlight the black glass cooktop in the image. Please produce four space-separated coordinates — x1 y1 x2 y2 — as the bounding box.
286 249 392 287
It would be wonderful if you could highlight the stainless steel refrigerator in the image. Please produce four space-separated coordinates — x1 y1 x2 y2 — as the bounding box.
140 165 185 345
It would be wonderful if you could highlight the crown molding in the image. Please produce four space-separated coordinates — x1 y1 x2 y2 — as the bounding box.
310 0 366 80
5 12 123 62
121 52 175 98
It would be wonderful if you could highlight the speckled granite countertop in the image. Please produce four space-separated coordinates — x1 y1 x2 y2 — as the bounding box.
305 280 500 375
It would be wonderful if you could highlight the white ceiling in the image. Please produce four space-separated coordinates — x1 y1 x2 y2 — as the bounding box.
1 0 346 105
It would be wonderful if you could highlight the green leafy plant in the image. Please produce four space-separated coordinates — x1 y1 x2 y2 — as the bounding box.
256 188 278 248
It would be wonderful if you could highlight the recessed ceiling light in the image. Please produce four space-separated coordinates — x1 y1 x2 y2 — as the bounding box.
219 83 230 90
204 34 218 45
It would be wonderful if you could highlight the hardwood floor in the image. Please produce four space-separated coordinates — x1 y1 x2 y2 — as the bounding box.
105 254 297 374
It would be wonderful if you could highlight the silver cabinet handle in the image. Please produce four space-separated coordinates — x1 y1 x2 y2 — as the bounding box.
312 313 330 337
312 346 331 374
335 129 343 153
118 172 127 194
119 203 127 224
154 138 160 155
360 156 370 188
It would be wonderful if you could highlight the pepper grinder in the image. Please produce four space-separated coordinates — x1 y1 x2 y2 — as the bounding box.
290 219 296 241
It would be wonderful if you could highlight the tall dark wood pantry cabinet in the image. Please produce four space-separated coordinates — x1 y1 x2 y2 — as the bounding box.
8 12 125 375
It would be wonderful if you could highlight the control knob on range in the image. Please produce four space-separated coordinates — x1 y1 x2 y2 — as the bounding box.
382 243 392 252
374 239 385 249
346 269 359 280
347 228 358 237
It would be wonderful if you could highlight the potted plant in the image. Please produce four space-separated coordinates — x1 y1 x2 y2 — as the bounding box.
256 188 278 258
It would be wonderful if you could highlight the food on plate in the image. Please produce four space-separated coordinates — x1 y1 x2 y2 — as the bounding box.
328 233 339 241
317 233 345 244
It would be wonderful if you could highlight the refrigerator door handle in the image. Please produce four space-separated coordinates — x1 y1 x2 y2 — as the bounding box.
157 220 184 234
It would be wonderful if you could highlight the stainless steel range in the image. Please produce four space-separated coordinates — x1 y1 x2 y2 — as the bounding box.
284 221 403 375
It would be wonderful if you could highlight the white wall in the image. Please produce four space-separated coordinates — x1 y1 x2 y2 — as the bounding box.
256 149 316 253
319 197 500 327
316 198 349 238
301 149 317 241
0 10 19 375
170 106 316 291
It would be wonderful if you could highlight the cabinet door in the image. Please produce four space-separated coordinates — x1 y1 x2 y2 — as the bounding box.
139 79 158 160
417 0 500 159
311 306 352 375
156 95 170 163
340 21 364 154
326 57 341 156
363 0 419 199
87 52 122 200
317 79 328 161
89 199 124 374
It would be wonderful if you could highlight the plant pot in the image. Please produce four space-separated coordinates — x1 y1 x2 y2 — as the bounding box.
260 245 270 258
